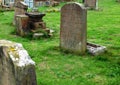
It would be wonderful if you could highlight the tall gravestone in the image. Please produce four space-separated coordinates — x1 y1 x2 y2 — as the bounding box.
84 0 98 10
60 3 87 54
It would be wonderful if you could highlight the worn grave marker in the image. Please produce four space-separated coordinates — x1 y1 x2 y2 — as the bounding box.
60 3 87 54
84 0 98 10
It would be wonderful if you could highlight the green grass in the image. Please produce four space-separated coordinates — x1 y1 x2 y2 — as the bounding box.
0 0 120 85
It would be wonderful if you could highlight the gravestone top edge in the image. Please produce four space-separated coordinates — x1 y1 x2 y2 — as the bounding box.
61 2 87 10
0 39 35 67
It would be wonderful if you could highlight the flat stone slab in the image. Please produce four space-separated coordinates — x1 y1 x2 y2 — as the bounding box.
0 40 37 85
87 42 107 56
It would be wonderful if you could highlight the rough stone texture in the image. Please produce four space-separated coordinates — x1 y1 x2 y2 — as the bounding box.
14 1 28 25
0 40 37 85
16 13 54 37
16 15 29 36
33 22 46 29
84 0 98 9
87 42 107 56
60 3 87 54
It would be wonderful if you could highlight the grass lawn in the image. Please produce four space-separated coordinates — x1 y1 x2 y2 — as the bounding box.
0 0 120 85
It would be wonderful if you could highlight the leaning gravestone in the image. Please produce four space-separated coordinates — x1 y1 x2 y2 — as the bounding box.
84 0 98 10
0 40 37 85
60 3 87 54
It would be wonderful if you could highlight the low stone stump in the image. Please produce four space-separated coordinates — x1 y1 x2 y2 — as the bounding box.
87 42 107 56
16 15 29 36
0 40 37 85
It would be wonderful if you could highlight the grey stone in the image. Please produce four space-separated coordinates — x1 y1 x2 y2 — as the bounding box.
16 15 29 36
33 33 44 38
84 0 98 10
0 40 37 85
60 3 87 54
87 42 107 56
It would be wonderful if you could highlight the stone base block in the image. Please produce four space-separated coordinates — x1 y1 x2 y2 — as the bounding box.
16 15 29 36
87 42 107 56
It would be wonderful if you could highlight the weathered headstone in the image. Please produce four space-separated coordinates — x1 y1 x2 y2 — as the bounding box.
0 40 37 85
84 0 98 10
60 3 87 54
14 1 28 25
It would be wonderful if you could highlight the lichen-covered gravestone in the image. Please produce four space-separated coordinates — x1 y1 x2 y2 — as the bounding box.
0 40 37 85
84 0 98 10
60 3 87 54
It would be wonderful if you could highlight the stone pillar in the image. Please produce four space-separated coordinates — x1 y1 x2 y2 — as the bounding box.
84 0 98 10
0 40 37 85
14 1 28 25
16 15 29 36
60 3 87 54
